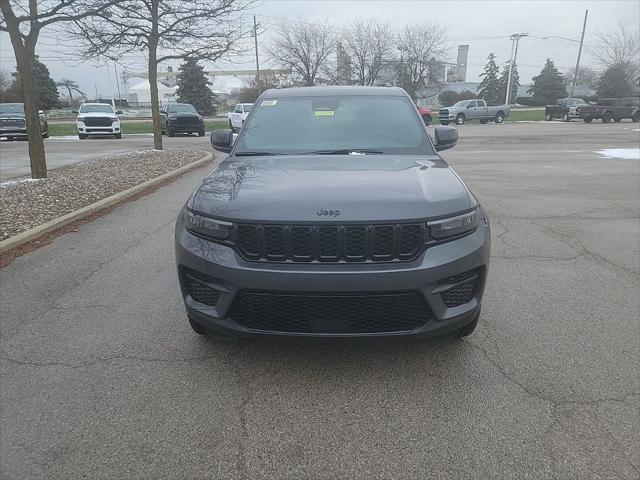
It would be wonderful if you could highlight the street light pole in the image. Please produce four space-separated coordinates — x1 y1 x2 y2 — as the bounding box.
569 9 589 100
505 33 528 105
253 15 261 93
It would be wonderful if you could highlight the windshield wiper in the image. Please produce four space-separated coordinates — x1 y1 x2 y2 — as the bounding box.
234 151 282 156
297 149 384 155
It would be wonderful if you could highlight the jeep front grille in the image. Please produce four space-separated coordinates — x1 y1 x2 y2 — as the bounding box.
235 223 425 263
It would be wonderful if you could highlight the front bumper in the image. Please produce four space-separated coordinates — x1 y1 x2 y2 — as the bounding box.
175 213 491 339
167 122 204 133
0 128 28 137
77 123 120 135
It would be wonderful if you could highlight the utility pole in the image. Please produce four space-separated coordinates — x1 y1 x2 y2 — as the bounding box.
505 33 528 105
569 9 589 100
114 62 122 108
253 15 260 93
398 46 404 90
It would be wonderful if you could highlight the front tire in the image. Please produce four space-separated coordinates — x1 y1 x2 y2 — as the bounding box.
602 112 613 123
167 127 175 137
42 131 49 138
480 119 488 124
78 133 87 139
563 113 570 122
114 133 122 139
632 112 640 123
546 113 553 121
198 129 205 137
583 116 592 123
613 117 622 123
494 112 505 124
422 114 432 126
455 114 465 125
457 309 480 338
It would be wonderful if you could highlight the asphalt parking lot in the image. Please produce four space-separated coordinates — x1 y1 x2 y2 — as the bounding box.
1 122 639 479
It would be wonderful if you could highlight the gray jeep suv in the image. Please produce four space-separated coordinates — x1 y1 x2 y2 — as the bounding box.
175 86 490 340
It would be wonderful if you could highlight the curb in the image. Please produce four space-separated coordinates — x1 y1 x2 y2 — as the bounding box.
0 151 213 254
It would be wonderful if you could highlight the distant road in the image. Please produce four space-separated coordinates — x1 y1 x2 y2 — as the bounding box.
0 134 211 180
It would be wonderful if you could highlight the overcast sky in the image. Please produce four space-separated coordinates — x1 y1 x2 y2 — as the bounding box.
1 0 638 98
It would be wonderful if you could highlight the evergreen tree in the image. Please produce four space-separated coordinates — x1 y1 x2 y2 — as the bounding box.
176 59 216 115
596 63 634 98
527 58 567 104
477 53 501 105
499 62 520 105
8 56 60 109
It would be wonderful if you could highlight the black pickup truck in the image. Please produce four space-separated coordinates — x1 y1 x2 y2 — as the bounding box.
581 97 640 123
544 97 587 121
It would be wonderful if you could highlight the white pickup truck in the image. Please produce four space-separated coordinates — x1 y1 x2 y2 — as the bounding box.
227 103 253 131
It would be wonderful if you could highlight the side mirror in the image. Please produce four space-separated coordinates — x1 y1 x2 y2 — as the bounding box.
71 109 78 114
116 110 123 115
434 126 458 152
210 129 234 153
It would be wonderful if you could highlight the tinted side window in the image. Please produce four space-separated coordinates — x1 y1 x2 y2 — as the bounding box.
234 105 242 113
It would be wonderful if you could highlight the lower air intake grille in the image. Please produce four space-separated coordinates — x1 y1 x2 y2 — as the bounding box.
185 274 221 307
229 291 432 334
440 270 481 307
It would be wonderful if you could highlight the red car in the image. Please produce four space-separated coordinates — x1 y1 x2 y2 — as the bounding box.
418 106 433 126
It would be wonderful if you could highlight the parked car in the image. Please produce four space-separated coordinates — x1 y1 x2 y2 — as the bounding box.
160 102 205 137
544 97 588 121
76 103 122 139
580 97 640 123
418 106 433 126
439 99 509 125
227 103 253 131
0 103 48 140
176 86 491 341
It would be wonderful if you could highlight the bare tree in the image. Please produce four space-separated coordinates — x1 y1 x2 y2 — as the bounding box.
73 0 252 150
0 0 114 179
592 25 640 67
56 78 86 105
397 23 448 100
267 20 336 86
564 66 599 89
342 19 395 86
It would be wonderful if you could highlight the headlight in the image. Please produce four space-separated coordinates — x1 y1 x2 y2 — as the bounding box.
76 120 84 125
428 208 479 240
185 210 232 240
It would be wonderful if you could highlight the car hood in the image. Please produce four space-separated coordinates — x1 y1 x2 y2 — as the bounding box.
190 155 474 222
76 113 118 119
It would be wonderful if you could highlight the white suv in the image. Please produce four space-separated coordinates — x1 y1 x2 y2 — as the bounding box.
76 103 122 139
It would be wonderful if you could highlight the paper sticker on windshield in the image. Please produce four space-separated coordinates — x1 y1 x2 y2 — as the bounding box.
261 100 277 106
314 110 334 116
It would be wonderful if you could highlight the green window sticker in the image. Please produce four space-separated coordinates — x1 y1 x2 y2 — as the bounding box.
314 110 334 116
261 100 277 106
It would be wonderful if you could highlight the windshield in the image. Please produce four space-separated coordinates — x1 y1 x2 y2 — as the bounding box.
0 103 25 115
234 95 434 156
167 103 197 114
80 104 114 114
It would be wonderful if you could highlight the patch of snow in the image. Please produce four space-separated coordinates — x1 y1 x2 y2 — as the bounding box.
596 148 640 160
0 178 47 187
